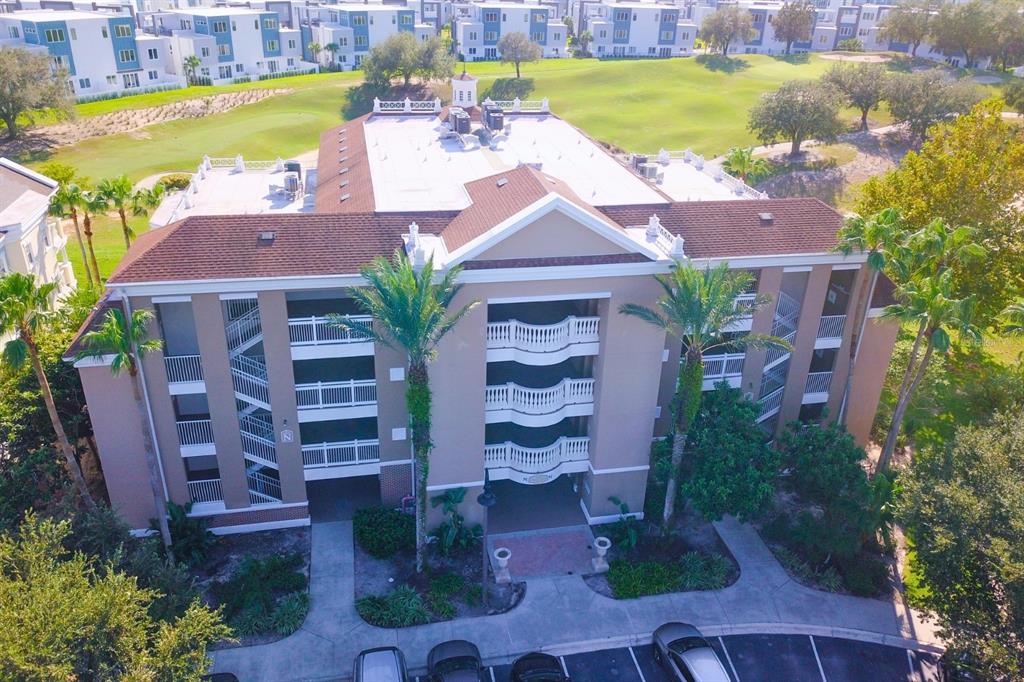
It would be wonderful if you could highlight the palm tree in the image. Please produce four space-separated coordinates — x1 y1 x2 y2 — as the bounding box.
722 147 769 184
0 273 95 508
875 218 985 472
131 183 165 223
833 208 905 424
78 190 108 285
307 42 322 66
324 43 340 69
329 250 477 573
1000 301 1024 336
97 175 137 250
183 55 201 85
620 262 790 530
77 305 173 555
50 181 94 289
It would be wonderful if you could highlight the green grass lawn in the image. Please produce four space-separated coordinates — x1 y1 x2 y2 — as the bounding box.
65 213 150 282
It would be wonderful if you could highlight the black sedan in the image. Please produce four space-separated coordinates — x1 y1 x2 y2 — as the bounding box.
426 640 487 682
510 652 570 681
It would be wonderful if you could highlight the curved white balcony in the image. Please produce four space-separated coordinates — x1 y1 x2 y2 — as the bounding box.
484 436 590 485
486 316 600 366
484 378 595 426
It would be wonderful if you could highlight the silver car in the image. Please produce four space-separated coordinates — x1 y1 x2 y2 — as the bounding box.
652 622 731 682
353 646 409 682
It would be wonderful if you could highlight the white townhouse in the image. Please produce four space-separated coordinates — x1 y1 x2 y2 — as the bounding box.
845 3 988 68
0 159 76 311
579 0 697 58
147 7 315 84
296 4 434 70
454 1 567 61
0 8 183 98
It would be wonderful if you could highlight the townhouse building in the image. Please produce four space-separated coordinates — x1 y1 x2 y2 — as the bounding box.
296 4 433 70
147 6 314 83
576 0 697 58
68 77 897 537
0 159 76 309
0 8 183 98
454 1 567 61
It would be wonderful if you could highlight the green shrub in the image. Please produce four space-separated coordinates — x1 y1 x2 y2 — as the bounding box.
155 502 216 567
430 489 482 557
212 553 307 635
428 572 465 598
356 586 431 628
354 507 415 558
677 552 732 591
272 592 310 635
157 173 192 191
607 559 681 599
463 584 483 607
838 554 889 597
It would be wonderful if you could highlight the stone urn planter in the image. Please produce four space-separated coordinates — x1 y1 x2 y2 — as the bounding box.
493 547 512 584
592 536 612 573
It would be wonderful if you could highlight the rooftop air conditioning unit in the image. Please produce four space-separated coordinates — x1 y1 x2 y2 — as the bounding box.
639 162 659 179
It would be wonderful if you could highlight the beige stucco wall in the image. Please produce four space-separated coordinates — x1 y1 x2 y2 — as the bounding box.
374 342 412 465
778 265 832 425
472 209 632 261
845 316 900 445
741 267 783 400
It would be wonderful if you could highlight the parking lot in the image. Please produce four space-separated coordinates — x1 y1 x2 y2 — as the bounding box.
415 634 942 682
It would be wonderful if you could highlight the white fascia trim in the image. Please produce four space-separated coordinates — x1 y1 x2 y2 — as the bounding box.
379 458 413 467
210 517 311 535
109 274 365 297
151 295 192 303
186 500 310 518
831 263 862 271
487 291 611 305
218 292 259 300
783 265 813 273
73 354 116 368
579 499 644 525
1 158 58 189
426 480 484 492
444 194 663 266
588 463 650 475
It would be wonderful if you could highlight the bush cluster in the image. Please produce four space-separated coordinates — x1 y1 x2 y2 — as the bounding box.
356 586 431 628
606 551 733 599
354 506 415 558
157 173 192 191
211 553 309 636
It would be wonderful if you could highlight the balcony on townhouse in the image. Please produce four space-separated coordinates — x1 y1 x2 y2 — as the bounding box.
184 455 224 510
484 418 590 485
156 299 205 394
486 299 601 366
173 394 215 457
815 268 856 349
703 349 745 391
485 357 595 427
286 293 374 361
802 348 837 405
293 356 377 423
300 416 380 480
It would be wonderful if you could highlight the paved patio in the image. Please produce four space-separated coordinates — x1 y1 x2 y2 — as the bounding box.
210 516 941 681
488 525 596 579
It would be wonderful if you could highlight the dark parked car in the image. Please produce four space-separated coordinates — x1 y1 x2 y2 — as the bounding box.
652 622 731 682
511 652 570 681
426 639 487 682
353 646 409 682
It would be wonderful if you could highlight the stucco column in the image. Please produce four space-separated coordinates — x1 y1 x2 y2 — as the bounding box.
846 316 900 445
826 266 869 420
741 266 783 400
653 336 681 438
192 294 249 510
258 291 306 505
134 296 189 507
374 341 413 506
778 265 833 426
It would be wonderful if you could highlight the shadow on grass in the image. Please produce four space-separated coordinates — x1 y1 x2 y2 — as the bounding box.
482 78 535 101
341 82 437 120
772 52 810 65
695 54 750 73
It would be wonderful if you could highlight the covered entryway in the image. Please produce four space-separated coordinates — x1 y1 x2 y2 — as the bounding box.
487 474 587 534
306 475 381 523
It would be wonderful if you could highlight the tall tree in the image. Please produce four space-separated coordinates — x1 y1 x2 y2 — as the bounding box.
77 191 108 285
772 1 816 54
329 250 476 573
182 55 201 85
97 175 139 250
619 263 789 530
857 100 1024 324
44 165 94 289
0 47 74 140
1004 79 1024 116
990 1 1024 71
748 80 844 156
822 62 888 131
883 71 981 141
929 1 993 69
699 6 754 55
77 306 172 557
878 1 931 57
132 183 166 225
497 32 542 79
307 42 322 66
898 413 1024 680
0 273 94 508
876 220 985 472
417 36 455 82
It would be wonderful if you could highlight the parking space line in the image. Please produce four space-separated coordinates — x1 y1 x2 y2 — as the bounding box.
717 636 741 682
809 636 828 682
489 666 496 682
627 646 647 682
907 649 921 682
559 655 569 677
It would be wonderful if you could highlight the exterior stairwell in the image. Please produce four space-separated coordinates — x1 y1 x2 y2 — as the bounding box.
756 290 801 423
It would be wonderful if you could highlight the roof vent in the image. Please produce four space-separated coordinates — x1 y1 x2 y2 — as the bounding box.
758 212 774 226
340 193 351 202
257 231 276 245
496 177 509 188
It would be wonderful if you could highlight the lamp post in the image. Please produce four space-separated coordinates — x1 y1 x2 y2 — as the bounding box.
477 471 497 608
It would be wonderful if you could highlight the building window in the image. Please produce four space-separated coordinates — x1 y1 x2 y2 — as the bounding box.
106 75 117 85
266 39 278 51
613 29 627 39
858 28 869 37
232 21 236 31
8 26 19 39
114 24 132 38
69 28 77 40
663 13 676 23
681 31 689 39
661 30 673 40
287 57 294 66
234 63 243 72
468 47 476 54
352 15 366 26
530 31 544 41
484 31 497 41
122 72 139 88
629 45 636 53
148 69 158 80
24 24 36 36
553 32 560 40
533 12 546 22
213 21 227 33
52 55 66 68
339 37 348 46
263 18 277 29
862 12 874 20
219 65 231 79
614 10 628 21
599 29 606 38
400 14 412 25
288 39 295 49
118 49 136 63
147 47 159 60
649 46 656 54
468 31 477 40
483 11 497 22
78 77 91 89
44 28 66 42
355 35 367 46
218 44 230 56
201 47 210 57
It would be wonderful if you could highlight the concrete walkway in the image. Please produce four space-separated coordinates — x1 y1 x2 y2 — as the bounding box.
210 517 941 681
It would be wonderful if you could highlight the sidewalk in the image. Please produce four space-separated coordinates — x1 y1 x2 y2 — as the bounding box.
210 517 941 681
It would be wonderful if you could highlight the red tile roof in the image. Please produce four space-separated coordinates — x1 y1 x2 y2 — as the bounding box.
313 115 375 213
598 198 845 259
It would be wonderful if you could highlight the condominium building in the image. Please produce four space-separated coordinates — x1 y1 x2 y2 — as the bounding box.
296 4 434 70
454 1 567 61
0 8 184 98
0 158 76 304
67 78 897 536
573 1 698 58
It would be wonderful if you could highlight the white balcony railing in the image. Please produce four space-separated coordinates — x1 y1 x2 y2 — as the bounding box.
225 307 262 353
247 470 282 504
484 378 595 416
757 386 785 421
239 415 277 466
733 293 757 315
804 371 833 395
164 354 203 383
484 436 590 475
176 419 214 446
817 315 847 340
763 329 796 369
302 439 381 469
703 353 745 381
295 379 377 410
486 316 600 354
288 315 373 346
187 478 223 504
